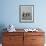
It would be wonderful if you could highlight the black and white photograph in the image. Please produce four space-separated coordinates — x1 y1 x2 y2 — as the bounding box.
19 5 34 23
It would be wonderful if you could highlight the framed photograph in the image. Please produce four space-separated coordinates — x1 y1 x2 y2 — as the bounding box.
19 5 34 23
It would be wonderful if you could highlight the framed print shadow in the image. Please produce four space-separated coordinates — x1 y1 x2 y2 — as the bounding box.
19 5 34 23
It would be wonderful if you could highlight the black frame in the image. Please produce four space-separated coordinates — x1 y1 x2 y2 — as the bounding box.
19 5 34 23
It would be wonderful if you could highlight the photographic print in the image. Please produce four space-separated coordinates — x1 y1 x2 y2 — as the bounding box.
19 5 34 23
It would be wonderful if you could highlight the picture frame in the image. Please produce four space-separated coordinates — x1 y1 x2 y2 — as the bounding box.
19 5 34 23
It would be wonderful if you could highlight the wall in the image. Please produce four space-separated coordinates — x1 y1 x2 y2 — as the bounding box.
0 0 46 29
0 0 46 44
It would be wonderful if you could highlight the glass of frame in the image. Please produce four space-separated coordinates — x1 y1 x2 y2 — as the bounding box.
19 5 34 23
